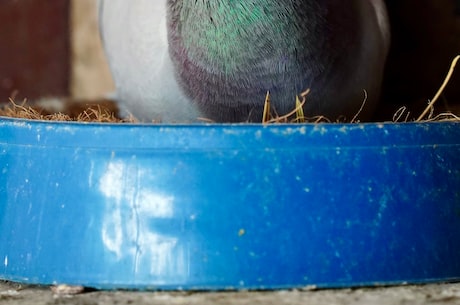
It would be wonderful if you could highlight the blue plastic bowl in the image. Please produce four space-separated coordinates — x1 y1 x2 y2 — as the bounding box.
0 117 459 290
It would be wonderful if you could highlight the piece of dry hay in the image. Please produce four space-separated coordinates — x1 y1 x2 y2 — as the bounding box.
415 55 460 122
262 89 332 124
261 89 370 124
391 55 460 123
0 98 136 123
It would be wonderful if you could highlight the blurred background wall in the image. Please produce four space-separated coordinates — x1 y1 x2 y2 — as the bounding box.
378 0 460 118
70 0 114 99
0 0 113 103
0 0 458 118
0 0 70 101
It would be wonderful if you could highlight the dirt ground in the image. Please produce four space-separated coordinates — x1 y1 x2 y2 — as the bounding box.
1 281 460 305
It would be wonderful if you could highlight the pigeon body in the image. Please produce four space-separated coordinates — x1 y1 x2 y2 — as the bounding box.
99 0 389 122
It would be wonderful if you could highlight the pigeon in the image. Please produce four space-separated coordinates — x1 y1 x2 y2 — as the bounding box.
99 0 390 123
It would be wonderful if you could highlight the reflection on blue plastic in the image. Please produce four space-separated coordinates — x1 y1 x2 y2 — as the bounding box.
98 160 188 283
0 118 459 290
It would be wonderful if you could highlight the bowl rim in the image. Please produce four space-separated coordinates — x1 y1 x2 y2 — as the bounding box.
1 116 459 150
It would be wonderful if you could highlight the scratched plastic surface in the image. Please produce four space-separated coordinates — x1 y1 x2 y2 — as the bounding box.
0 118 459 290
